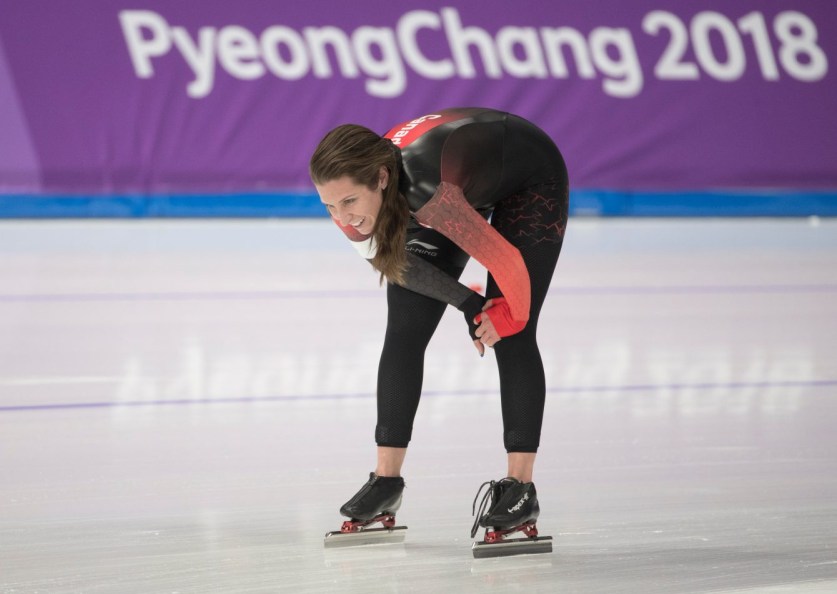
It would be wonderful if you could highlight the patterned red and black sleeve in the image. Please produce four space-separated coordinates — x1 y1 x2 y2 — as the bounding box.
398 252 478 311
333 213 480 314
398 252 486 340
413 182 531 323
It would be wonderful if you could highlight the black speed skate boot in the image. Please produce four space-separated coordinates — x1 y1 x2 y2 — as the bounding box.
324 473 407 548
470 477 553 558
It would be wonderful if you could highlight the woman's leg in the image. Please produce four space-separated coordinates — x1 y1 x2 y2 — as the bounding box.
376 446 408 477
374 226 469 476
489 243 560 457
507 452 537 483
374 282 447 457
488 178 569 478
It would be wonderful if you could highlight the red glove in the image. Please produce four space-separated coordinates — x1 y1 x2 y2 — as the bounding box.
476 297 527 338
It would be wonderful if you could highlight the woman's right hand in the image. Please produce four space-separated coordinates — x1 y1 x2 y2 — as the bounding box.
473 299 502 356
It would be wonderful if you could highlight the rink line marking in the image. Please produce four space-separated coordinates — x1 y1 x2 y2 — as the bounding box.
1 284 837 303
0 289 381 302
1 379 835 413
0 377 122 386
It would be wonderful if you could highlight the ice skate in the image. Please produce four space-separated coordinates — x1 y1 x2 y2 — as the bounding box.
324 473 407 548
470 477 553 558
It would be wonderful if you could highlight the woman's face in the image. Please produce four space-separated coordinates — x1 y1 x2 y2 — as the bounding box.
316 168 388 236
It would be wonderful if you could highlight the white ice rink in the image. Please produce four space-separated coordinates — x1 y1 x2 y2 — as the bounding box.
1 218 836 593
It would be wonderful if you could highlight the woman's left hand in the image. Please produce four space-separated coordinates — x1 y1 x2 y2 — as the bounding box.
473 299 501 355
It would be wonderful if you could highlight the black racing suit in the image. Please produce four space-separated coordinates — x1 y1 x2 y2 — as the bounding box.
337 107 568 452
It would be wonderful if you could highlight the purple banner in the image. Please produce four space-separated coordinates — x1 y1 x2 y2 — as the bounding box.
0 0 835 195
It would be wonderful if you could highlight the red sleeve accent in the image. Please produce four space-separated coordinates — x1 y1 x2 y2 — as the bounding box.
479 298 527 338
414 182 530 322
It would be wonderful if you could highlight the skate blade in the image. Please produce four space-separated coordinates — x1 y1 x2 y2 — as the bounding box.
323 526 407 548
471 535 553 559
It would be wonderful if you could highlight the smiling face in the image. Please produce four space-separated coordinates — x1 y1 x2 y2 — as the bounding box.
316 168 388 236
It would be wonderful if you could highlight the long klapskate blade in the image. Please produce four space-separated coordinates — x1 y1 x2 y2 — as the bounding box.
324 526 407 548
471 536 553 559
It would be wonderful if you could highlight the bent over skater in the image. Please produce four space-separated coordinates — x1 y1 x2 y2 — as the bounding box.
310 107 568 556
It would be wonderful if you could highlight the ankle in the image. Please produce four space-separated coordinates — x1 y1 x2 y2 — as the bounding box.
376 446 407 477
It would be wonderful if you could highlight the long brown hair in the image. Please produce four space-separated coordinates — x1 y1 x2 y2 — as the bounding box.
309 124 409 284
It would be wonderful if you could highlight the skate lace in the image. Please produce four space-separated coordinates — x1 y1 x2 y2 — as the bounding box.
470 480 496 538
